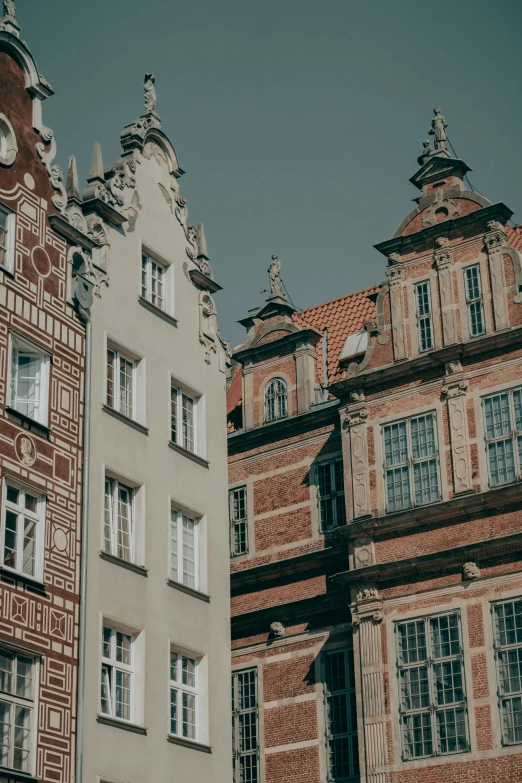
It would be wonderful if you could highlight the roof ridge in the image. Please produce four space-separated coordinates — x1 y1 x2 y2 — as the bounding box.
296 283 380 318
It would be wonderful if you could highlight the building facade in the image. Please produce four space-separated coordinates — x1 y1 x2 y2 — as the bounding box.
79 80 233 783
228 112 522 783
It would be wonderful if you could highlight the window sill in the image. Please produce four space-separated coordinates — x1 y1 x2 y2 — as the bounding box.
102 405 148 435
0 768 40 783
168 440 209 468
138 296 178 327
167 578 210 603
0 568 46 594
166 734 212 753
0 265 15 279
96 714 147 735
5 407 50 440
99 551 148 577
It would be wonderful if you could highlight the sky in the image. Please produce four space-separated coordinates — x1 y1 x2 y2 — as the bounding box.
22 0 522 346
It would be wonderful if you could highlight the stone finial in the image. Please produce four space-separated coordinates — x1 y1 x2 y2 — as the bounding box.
196 222 209 260
66 156 81 203
87 142 105 184
269 621 286 639
267 254 286 300
429 107 448 153
3 0 16 17
144 73 157 113
463 561 480 580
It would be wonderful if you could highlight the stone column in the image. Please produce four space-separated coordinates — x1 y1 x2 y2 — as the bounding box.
442 361 472 494
484 220 509 332
386 262 406 361
343 393 371 520
352 587 388 783
295 341 316 414
434 237 457 345
242 363 254 430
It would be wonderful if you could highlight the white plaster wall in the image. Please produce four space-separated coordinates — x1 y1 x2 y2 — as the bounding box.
82 138 232 783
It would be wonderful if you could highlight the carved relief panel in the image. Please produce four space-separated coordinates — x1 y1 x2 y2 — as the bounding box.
386 262 407 361
484 221 509 332
434 238 457 346
343 396 371 520
442 363 472 494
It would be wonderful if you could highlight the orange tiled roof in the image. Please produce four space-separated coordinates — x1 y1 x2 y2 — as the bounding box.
293 284 379 383
508 225 522 253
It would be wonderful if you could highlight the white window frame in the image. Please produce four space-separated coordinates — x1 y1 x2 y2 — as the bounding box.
100 624 134 723
106 345 136 420
415 280 434 352
482 387 522 488
170 381 200 455
463 263 485 338
7 333 50 427
1 480 45 582
169 648 200 741
170 508 199 589
492 597 522 745
0 647 38 775
315 458 346 532
232 667 259 783
264 377 288 423
141 253 167 311
0 202 15 273
229 486 248 557
104 477 135 563
382 411 441 513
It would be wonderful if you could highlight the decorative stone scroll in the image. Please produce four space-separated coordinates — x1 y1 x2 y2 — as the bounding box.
343 404 371 519
434 237 457 345
351 587 388 783
199 291 218 364
484 220 509 331
442 366 472 494
36 126 67 214
386 264 406 361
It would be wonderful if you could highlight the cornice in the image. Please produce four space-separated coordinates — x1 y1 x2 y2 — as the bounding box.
231 589 349 636
231 544 345 593
188 268 222 293
233 327 321 364
47 214 99 251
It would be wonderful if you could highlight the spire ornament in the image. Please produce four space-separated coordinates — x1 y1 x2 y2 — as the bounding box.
429 107 448 153
267 254 286 300
3 0 15 17
144 73 157 113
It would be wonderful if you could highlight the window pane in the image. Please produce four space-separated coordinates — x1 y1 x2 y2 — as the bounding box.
13 705 31 771
115 670 131 720
434 660 464 705
15 353 41 419
502 696 522 744
4 510 17 569
106 349 115 408
102 626 112 658
171 386 178 444
119 357 134 418
488 439 515 486
232 669 259 783
0 701 11 767
0 652 13 695
141 256 148 300
182 656 196 688
436 707 467 754
6 487 19 505
170 512 179 582
182 516 196 588
431 614 460 659
384 421 408 467
116 632 131 665
182 691 196 739
22 518 36 576
104 479 113 554
484 394 511 440
170 687 178 735
16 657 32 700
413 459 439 505
386 466 411 511
400 666 430 710
397 621 427 665
411 415 436 460
170 651 179 683
402 712 432 758
116 485 132 561
182 394 194 453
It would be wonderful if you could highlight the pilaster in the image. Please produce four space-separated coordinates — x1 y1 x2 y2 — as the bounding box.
295 343 316 414
484 220 509 332
386 262 407 361
442 361 472 494
242 364 254 430
434 237 457 345
343 393 371 520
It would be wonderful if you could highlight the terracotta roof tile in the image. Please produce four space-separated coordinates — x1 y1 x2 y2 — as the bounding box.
508 225 522 253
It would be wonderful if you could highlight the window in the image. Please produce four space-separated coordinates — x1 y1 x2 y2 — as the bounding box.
396 612 468 759
483 389 522 487
264 378 287 423
415 281 434 352
464 265 485 337
2 483 44 580
8 334 50 426
316 459 345 532
104 478 134 562
492 598 522 744
100 626 133 722
0 205 15 272
322 648 359 782
383 412 440 513
170 650 198 740
0 648 36 773
170 509 198 589
106 346 135 419
171 384 196 453
232 668 259 783
141 254 165 310
229 487 248 556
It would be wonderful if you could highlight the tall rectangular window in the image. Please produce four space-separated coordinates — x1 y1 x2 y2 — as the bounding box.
0 205 15 272
104 478 134 562
396 611 468 759
464 265 485 337
106 347 135 419
383 412 440 513
492 598 522 744
171 384 196 454
8 334 50 426
415 281 434 352
322 648 359 782
229 487 248 556
2 483 44 580
316 459 346 531
170 650 198 740
141 254 165 310
170 509 198 589
0 648 36 774
483 389 522 486
100 626 133 722
232 668 259 783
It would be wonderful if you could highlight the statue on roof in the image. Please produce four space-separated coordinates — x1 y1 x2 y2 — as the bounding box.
268 254 286 299
3 0 16 17
144 73 157 113
429 107 448 152
417 139 434 165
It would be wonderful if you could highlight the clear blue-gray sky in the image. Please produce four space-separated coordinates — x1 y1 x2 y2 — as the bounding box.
23 0 522 346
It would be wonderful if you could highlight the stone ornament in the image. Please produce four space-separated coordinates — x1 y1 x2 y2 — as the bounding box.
463 561 480 580
3 0 15 17
353 536 375 569
269 621 286 639
429 107 448 153
357 585 379 603
0 113 17 167
350 389 365 403
36 126 67 214
422 197 461 228
144 73 157 113
268 254 286 299
199 291 218 364
15 432 36 466
484 221 509 332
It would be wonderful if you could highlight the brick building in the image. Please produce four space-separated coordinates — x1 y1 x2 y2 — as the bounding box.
228 110 522 783
0 7 101 783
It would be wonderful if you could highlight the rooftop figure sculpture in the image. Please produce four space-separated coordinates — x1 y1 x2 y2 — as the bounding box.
3 0 15 17
268 253 286 299
429 106 448 153
144 73 157 113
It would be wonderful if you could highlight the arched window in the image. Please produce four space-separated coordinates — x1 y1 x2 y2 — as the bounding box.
265 378 288 423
